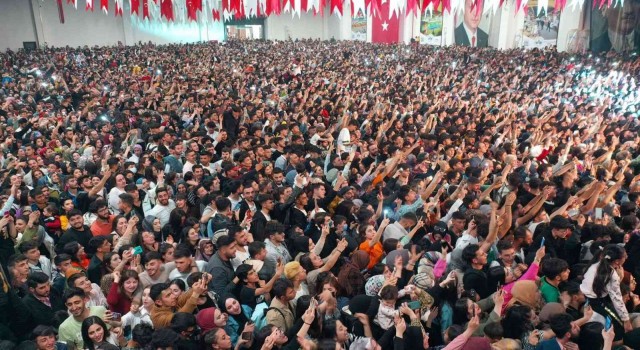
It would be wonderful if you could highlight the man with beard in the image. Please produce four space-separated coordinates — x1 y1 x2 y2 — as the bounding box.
89 200 114 236
205 235 238 297
138 251 176 288
271 168 286 188
238 180 258 223
23 272 66 327
591 0 640 52
251 194 275 242
512 226 533 264
56 210 92 255
146 187 176 227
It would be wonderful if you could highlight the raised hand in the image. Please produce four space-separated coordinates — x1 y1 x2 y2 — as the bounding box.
535 245 546 262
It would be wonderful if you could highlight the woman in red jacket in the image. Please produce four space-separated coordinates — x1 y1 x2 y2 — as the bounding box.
107 269 141 315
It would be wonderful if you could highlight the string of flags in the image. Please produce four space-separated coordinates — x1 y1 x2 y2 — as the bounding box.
53 0 614 22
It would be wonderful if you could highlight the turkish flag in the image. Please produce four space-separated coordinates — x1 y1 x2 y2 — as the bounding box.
131 0 140 15
161 0 174 20
187 0 202 20
371 0 399 43
142 0 150 18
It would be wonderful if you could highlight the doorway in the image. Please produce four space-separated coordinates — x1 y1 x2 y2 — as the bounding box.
224 18 266 41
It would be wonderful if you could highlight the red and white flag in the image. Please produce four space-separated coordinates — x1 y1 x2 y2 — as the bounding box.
161 0 174 20
187 0 202 20
212 8 221 19
67 0 78 9
406 0 417 15
101 0 108 13
115 0 124 15
131 0 141 15
265 0 281 15
330 0 343 15
86 0 94 11
142 0 150 18
371 0 399 43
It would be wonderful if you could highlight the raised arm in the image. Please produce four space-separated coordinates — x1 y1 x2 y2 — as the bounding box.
255 260 284 296
89 169 112 197
369 218 390 247
318 239 348 273
479 206 498 253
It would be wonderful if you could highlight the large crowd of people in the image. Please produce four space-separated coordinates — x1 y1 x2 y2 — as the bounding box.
0 39 639 350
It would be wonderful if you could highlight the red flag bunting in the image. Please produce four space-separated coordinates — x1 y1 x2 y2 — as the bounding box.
115 0 123 16
57 0 65 23
142 0 150 18
369 0 380 17
187 0 201 20
161 0 174 20
330 0 342 15
67 0 78 8
86 0 94 11
420 0 430 14
300 0 308 12
212 8 221 20
282 0 290 12
266 0 281 15
515 0 522 12
315 0 325 15
406 0 417 15
131 0 140 15
364 0 370 13
371 0 399 42
101 0 108 12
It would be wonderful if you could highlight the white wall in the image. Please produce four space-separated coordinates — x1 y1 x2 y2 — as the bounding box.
33 0 126 48
0 0 224 50
557 3 585 52
265 9 330 40
0 0 38 50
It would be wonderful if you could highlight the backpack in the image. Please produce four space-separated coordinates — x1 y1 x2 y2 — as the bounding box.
250 302 286 331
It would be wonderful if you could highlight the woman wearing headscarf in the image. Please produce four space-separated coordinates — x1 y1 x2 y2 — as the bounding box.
506 280 541 312
196 239 215 262
219 295 254 347
337 250 370 299
141 215 164 242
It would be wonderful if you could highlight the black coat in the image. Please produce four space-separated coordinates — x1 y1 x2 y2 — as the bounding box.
454 23 489 47
250 211 269 242
23 290 66 327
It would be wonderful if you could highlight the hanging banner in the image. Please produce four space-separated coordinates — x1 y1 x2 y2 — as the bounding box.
590 1 640 53
351 9 367 40
522 0 560 49
453 0 493 47
419 4 443 45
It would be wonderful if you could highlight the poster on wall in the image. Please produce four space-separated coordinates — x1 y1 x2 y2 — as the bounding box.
352 10 367 41
419 5 444 45
590 0 640 53
454 0 494 47
522 1 561 49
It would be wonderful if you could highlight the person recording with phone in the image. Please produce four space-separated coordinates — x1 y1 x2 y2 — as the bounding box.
580 244 631 341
